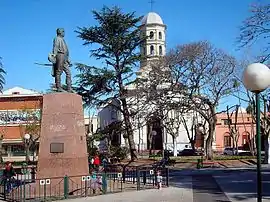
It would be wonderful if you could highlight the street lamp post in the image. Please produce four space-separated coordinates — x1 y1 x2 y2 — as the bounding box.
242 63 270 202
196 125 205 169
24 133 31 164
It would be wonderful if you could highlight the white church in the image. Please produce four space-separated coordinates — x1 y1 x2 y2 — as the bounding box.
97 11 204 155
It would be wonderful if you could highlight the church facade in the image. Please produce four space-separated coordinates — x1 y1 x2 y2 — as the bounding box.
98 12 209 155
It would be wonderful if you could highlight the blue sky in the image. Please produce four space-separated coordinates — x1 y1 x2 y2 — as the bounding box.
0 0 266 110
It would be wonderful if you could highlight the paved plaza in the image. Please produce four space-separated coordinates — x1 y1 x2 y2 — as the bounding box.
171 169 270 202
55 187 192 202
52 168 270 202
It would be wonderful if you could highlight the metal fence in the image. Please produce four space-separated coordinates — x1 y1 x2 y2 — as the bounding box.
0 165 169 201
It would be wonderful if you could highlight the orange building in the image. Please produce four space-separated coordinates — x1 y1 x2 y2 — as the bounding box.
215 108 255 152
0 87 42 162
0 87 95 162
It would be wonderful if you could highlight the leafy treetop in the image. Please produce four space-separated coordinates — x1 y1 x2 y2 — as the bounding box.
75 6 145 108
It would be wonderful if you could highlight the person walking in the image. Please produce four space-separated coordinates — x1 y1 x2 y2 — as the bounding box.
93 154 101 172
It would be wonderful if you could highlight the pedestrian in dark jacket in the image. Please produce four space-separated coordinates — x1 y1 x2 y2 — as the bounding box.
3 162 16 193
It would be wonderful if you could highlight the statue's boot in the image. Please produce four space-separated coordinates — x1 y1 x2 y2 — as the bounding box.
55 73 65 92
66 79 75 93
66 87 76 93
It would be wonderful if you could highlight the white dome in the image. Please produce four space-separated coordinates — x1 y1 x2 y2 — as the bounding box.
142 12 164 25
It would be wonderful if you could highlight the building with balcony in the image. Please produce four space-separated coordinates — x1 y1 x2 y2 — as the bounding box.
0 87 42 162
0 87 98 162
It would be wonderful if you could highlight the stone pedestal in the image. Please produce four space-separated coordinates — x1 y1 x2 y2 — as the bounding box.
36 93 89 179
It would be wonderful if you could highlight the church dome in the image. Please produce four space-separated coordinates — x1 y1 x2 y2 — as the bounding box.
141 12 164 25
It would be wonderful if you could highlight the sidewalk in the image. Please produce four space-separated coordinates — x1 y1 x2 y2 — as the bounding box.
54 187 193 202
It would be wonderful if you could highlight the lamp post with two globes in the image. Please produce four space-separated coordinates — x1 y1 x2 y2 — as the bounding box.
242 63 270 202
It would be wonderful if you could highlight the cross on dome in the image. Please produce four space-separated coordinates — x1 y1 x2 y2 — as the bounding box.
149 0 155 11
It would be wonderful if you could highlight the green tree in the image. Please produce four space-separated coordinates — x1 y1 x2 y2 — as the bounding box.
0 119 8 164
75 6 145 160
19 109 41 163
0 57 6 91
0 57 6 163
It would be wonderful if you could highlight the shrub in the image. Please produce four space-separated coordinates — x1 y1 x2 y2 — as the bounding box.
88 146 98 158
149 154 162 158
110 146 129 160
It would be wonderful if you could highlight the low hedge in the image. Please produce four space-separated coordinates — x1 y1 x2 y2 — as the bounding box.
1 161 37 167
149 155 256 162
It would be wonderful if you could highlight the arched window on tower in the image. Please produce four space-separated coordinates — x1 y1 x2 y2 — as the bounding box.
159 46 162 55
149 31 154 39
150 45 154 55
159 32 162 40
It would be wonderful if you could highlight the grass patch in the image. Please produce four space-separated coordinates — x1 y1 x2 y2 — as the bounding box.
213 155 255 161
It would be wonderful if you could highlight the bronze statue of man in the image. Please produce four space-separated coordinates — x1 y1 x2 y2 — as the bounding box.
48 28 72 92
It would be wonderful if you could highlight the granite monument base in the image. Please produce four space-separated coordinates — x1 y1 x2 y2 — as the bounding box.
36 92 89 183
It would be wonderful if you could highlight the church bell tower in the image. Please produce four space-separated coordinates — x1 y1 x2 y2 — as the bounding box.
138 11 166 75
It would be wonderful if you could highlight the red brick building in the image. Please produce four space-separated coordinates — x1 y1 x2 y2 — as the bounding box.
0 87 42 162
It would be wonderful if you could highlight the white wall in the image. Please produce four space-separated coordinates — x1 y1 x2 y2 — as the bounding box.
96 99 122 151
97 104 196 152
84 116 98 134
98 99 121 130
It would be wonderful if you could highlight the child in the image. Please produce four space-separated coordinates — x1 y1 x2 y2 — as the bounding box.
156 170 162 189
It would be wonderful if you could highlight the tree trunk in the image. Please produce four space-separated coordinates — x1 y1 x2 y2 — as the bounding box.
205 112 217 160
232 136 236 155
149 136 153 156
107 137 111 154
205 134 213 160
124 138 129 147
173 137 177 157
120 98 137 161
248 123 256 156
125 125 137 161
149 141 152 156
148 126 153 157
264 135 270 164
26 144 30 163
0 138 3 163
234 136 239 155
190 140 196 151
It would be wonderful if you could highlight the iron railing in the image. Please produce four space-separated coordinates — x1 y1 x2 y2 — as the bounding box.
0 165 169 201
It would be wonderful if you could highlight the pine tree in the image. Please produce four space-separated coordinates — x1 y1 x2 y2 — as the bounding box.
75 6 144 160
0 57 6 92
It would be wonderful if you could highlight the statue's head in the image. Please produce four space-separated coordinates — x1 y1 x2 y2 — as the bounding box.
56 28 65 37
